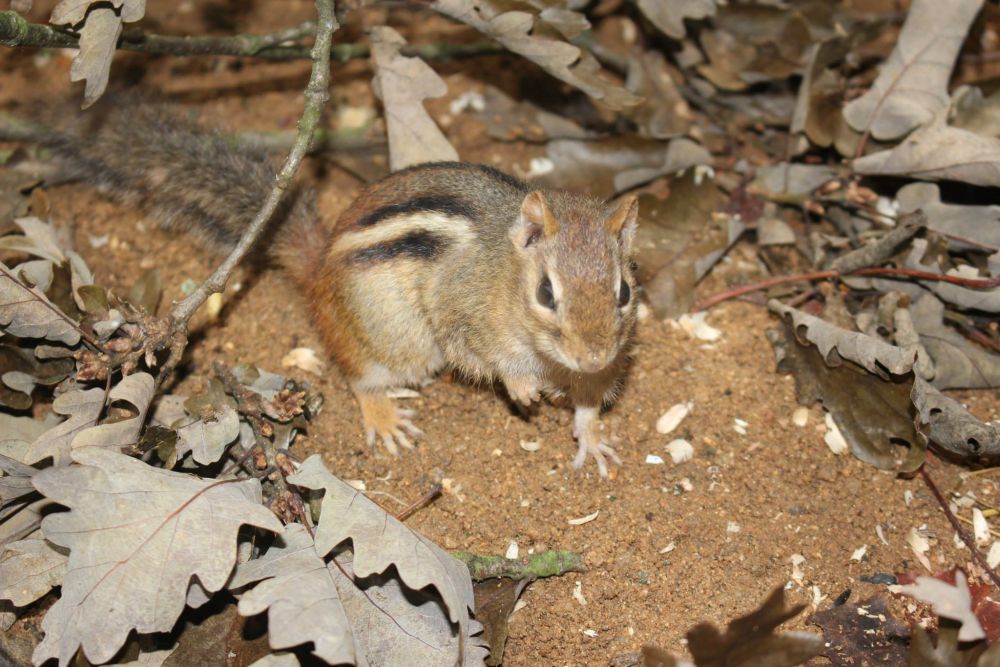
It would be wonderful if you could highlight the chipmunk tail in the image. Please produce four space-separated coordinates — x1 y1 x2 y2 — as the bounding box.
9 93 328 289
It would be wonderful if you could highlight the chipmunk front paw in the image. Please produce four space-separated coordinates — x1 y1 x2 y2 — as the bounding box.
572 405 621 478
355 391 424 455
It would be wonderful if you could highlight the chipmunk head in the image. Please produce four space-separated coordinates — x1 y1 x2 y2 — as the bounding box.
510 190 639 374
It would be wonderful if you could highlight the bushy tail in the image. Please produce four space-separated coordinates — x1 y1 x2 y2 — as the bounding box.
10 95 328 287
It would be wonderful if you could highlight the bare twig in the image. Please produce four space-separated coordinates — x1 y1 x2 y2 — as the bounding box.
919 466 1000 590
395 483 442 521
150 0 337 382
693 266 1000 312
0 10 501 62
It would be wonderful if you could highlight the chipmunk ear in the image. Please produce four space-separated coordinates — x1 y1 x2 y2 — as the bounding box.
511 191 559 249
606 194 639 252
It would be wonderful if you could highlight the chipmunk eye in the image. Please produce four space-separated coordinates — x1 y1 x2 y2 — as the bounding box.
617 278 631 307
537 275 556 310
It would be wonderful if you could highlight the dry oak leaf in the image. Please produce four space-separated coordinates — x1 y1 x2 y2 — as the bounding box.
288 455 479 664
230 523 356 665
30 448 282 666
637 0 715 40
0 261 82 346
843 0 983 141
0 538 68 608
370 26 458 171
50 1 147 109
22 387 105 466
432 0 639 111
853 111 1000 187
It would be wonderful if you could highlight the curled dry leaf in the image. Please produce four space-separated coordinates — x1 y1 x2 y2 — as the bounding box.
432 0 639 111
843 0 983 141
70 371 154 453
31 448 282 666
370 26 458 171
686 585 824 666
769 300 1000 467
22 387 105 466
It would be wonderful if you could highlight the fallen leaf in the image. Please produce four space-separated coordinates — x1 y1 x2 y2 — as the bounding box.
432 0 640 111
842 0 983 141
370 26 458 171
637 0 715 39
71 372 155 453
686 585 824 666
287 455 483 663
29 448 281 666
230 523 357 665
23 387 105 466
897 570 985 641
537 136 712 199
0 538 68 608
853 109 1000 187
808 597 910 666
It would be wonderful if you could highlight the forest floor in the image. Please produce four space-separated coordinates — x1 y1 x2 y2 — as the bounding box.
2 1 999 665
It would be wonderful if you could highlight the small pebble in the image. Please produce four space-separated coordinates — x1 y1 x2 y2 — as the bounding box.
792 407 809 427
645 454 664 465
506 541 519 560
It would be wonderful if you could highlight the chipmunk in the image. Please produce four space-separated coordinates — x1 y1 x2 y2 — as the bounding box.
25 97 639 477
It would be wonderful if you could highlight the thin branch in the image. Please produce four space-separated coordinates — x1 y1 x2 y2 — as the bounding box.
394 483 442 522
165 0 337 335
693 267 1000 312
919 466 1000 590
0 10 502 62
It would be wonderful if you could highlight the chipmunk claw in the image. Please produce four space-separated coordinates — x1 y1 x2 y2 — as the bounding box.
504 375 543 406
357 391 424 455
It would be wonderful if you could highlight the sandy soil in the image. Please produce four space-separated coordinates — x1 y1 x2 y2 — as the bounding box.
2 2 999 665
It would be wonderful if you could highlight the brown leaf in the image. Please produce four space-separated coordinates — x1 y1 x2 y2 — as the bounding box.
537 136 712 199
473 577 532 667
686 585 824 667
853 110 1000 187
631 175 733 318
432 0 640 111
69 7 123 109
370 26 458 171
843 0 983 141
637 0 715 40
808 597 910 666
127 268 161 315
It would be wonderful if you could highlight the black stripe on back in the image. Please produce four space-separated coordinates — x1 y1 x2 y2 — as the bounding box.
351 230 448 263
356 195 476 227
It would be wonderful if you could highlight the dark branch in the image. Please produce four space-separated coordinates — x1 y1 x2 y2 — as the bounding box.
0 10 502 62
